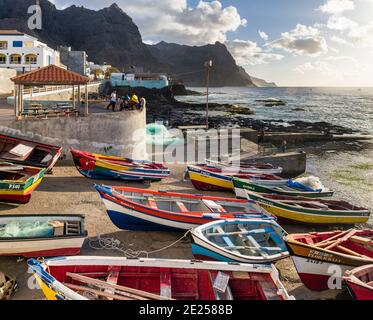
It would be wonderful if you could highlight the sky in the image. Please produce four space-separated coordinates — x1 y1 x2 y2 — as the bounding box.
50 0 373 87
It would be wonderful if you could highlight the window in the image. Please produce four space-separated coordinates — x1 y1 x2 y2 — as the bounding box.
10 54 21 64
0 41 8 50
0 54 6 64
25 54 37 65
13 41 23 48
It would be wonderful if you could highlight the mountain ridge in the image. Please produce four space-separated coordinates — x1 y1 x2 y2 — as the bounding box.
0 0 275 87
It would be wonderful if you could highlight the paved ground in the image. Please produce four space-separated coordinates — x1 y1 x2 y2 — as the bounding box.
0 163 350 301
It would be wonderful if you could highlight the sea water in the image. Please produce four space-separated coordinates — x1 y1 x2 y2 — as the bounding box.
177 87 373 134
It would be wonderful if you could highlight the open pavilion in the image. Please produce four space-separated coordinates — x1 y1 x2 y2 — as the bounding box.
11 64 90 119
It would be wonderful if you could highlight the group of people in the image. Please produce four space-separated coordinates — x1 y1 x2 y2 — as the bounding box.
106 91 146 112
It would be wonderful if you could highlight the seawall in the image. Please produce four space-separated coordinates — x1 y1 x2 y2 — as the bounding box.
0 109 146 160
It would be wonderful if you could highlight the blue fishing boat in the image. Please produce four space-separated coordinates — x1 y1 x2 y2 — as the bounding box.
191 219 289 264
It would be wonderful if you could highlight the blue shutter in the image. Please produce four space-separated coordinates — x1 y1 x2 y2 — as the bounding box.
13 41 23 48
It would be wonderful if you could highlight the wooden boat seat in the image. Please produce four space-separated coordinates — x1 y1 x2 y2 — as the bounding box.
176 202 189 213
215 227 240 254
367 281 373 287
105 267 121 300
207 228 272 238
65 221 81 235
202 200 226 213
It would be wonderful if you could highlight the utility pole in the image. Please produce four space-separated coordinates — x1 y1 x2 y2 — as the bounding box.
205 60 213 130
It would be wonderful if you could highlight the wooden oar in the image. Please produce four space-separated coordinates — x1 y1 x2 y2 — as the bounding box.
64 283 133 301
325 230 358 251
315 229 353 247
336 245 370 259
66 272 173 300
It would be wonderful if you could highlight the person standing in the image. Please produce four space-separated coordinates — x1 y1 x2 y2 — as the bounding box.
106 90 117 112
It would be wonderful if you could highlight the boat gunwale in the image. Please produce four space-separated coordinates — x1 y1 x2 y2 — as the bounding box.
344 265 373 291
284 233 373 264
246 191 370 214
0 214 87 242
191 219 289 261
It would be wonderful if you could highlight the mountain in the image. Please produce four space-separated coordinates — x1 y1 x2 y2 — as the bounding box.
237 67 277 88
0 0 269 87
250 77 277 87
147 41 254 87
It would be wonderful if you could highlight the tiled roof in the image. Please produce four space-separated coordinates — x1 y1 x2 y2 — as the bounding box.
11 64 90 85
0 30 24 35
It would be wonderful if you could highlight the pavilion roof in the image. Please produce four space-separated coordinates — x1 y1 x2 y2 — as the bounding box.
11 64 90 85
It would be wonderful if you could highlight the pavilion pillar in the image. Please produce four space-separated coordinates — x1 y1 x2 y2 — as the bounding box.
84 84 89 116
14 84 18 118
20 85 24 115
72 85 76 108
77 85 81 109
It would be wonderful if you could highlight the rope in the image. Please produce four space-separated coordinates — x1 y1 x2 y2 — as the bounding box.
88 230 191 258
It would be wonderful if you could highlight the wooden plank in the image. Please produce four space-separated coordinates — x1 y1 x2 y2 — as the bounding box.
325 230 358 250
64 283 133 301
66 272 173 300
315 229 353 247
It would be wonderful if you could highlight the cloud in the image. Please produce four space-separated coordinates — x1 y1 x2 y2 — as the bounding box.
327 15 358 31
318 0 355 14
226 40 284 66
268 24 328 56
258 30 268 41
53 0 247 45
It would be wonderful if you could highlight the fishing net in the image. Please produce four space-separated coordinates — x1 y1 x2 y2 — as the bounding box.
0 221 54 238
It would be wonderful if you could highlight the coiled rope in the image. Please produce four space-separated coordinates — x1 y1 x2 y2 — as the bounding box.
88 230 191 258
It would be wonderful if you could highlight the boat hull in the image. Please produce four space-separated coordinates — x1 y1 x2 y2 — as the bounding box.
0 237 85 258
345 281 373 300
96 185 273 231
0 174 45 204
28 256 294 300
233 179 334 199
285 233 373 291
71 148 170 182
247 192 370 224
188 166 286 192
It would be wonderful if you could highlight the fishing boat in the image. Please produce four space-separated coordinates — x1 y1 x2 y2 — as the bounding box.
285 229 373 291
233 177 334 199
205 159 283 174
0 214 87 257
94 185 274 231
344 265 373 300
0 134 62 172
191 219 289 264
70 148 170 182
186 165 287 192
246 191 370 224
0 163 46 204
27 256 294 300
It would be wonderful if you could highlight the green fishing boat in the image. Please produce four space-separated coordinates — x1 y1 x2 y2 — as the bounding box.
233 177 334 199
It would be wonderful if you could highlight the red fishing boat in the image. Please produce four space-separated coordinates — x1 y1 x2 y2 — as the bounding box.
285 229 373 291
0 134 62 172
344 265 373 300
28 257 294 300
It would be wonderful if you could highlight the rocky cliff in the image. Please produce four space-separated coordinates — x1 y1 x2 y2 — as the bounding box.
0 0 268 87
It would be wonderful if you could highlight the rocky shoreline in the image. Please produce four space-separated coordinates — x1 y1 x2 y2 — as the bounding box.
103 84 359 136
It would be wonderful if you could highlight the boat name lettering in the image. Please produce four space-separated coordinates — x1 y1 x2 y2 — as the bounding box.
308 250 342 263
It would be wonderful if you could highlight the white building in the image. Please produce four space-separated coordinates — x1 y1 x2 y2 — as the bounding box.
0 30 63 73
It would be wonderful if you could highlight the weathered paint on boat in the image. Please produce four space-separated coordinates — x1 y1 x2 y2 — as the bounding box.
95 185 274 231
246 191 370 224
71 148 170 182
27 256 294 300
233 177 334 199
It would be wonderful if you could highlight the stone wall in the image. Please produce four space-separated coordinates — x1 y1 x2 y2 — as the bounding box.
0 69 16 95
0 110 146 160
